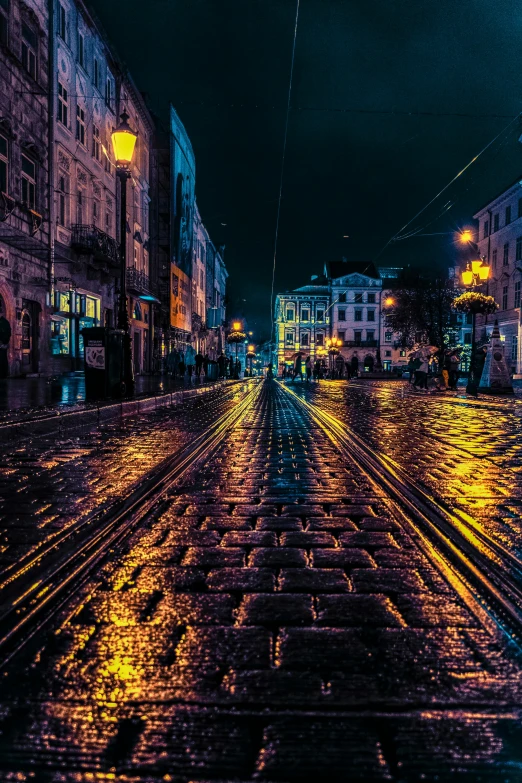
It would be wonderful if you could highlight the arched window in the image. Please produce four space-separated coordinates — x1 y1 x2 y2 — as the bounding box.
133 301 142 321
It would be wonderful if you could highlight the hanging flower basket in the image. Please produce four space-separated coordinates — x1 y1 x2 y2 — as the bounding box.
227 330 246 343
453 292 498 315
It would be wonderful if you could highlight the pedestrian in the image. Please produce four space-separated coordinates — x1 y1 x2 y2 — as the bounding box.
203 353 210 377
282 366 287 380
335 353 344 379
313 360 320 380
442 352 452 390
305 355 312 381
195 351 204 377
413 352 428 390
178 353 186 379
0 314 10 379
292 353 303 382
185 344 196 379
217 353 226 378
449 352 460 390
228 356 234 377
235 358 241 378
350 354 359 378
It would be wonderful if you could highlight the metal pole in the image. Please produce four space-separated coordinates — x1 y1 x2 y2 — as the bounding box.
466 310 477 395
117 170 135 395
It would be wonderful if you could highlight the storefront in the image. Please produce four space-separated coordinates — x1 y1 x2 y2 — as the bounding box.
51 289 101 371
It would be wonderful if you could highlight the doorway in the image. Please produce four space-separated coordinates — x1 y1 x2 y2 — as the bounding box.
133 330 141 375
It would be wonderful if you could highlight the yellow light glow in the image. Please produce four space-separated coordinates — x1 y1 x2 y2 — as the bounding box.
385 297 395 306
462 269 473 285
248 344 254 352
233 321 241 330
460 230 473 243
471 259 483 275
478 265 490 280
111 112 137 167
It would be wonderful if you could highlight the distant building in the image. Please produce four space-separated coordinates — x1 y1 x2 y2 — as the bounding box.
274 275 330 371
474 178 522 374
0 0 50 376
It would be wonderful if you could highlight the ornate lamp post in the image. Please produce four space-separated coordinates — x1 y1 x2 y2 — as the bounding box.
325 336 342 377
456 258 493 395
111 112 138 396
246 344 256 376
227 320 246 378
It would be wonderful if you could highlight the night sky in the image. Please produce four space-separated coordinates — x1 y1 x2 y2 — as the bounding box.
90 0 522 337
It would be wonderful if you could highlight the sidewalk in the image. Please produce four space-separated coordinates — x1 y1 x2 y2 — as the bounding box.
0 374 215 419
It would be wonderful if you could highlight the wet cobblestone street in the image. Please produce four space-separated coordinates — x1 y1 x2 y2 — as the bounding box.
1 380 522 781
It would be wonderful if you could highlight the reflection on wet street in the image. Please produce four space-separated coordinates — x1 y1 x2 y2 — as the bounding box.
1 379 522 781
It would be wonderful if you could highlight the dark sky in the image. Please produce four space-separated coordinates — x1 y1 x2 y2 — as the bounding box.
90 0 522 338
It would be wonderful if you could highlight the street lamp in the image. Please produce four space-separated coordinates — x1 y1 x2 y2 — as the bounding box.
112 111 137 396
227 319 246 378
246 344 256 376
461 258 490 394
326 336 342 377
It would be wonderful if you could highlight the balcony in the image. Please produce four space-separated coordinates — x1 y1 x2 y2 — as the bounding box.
71 224 119 266
344 340 378 348
126 267 150 294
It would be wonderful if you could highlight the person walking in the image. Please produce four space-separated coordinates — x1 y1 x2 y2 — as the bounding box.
413 352 429 390
292 353 304 382
185 344 196 379
178 352 186 380
0 314 10 379
195 351 204 378
335 353 345 379
305 355 312 382
449 352 460 390
217 353 226 379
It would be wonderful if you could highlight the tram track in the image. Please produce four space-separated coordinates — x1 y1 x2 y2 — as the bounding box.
0 380 262 668
280 381 522 642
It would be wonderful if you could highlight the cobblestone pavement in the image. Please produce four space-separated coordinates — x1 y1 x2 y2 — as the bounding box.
289 379 522 562
1 381 522 781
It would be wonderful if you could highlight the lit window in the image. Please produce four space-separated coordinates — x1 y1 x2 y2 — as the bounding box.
21 22 37 79
384 332 392 343
21 154 35 208
337 331 345 343
76 104 86 146
285 332 294 346
0 133 8 194
57 81 68 126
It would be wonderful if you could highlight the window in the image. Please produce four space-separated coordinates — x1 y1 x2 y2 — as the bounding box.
338 308 346 321
464 333 472 345
285 332 294 346
483 220 489 238
105 77 113 109
76 105 86 146
515 281 521 309
337 331 345 343
0 134 7 194
301 333 309 346
367 293 376 303
517 238 522 262
354 309 362 322
492 248 497 267
506 205 512 225
21 154 35 208
466 312 472 325
493 213 499 232
286 307 295 321
316 309 324 322
366 330 375 342
512 335 518 362
399 350 406 357
354 330 362 344
58 174 67 225
93 58 100 89
93 199 99 227
57 81 68 126
384 332 392 343
385 350 391 357
76 189 84 223
21 22 37 79
92 124 101 161
105 206 113 235
58 3 66 40
301 309 310 321
78 31 84 68
502 285 508 310
503 242 509 266
338 292 346 303
354 292 363 303
367 309 375 321
316 333 324 346
0 0 8 46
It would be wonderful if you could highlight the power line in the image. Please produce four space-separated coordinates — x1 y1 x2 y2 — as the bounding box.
269 0 300 366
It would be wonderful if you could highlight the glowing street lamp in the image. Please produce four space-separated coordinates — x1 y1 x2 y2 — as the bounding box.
111 111 138 396
461 258 491 395
459 229 474 244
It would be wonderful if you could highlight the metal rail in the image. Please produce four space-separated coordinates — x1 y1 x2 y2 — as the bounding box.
0 381 262 667
280 381 522 641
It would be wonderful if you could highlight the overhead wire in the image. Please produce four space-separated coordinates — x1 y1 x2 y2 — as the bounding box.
269 0 300 365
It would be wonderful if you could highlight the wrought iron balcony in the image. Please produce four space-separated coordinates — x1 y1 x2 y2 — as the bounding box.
126 267 150 295
344 340 378 348
71 224 119 266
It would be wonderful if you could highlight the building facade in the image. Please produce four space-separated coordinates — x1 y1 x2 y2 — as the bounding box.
0 0 50 376
474 179 522 374
274 277 330 372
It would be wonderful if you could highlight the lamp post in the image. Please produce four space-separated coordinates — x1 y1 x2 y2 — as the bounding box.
246 344 256 377
112 111 138 396
461 257 490 395
227 320 246 378
325 336 342 377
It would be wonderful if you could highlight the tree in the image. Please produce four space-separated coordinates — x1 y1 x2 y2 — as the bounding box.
383 272 458 349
